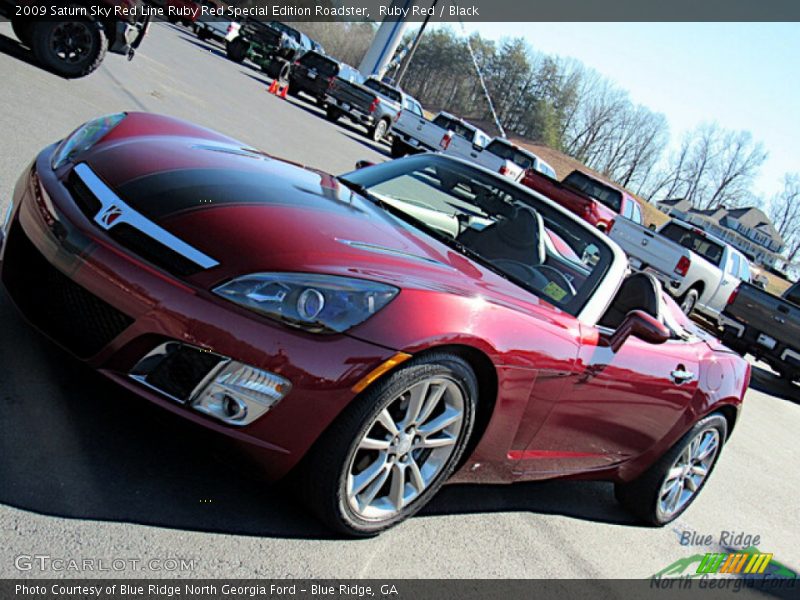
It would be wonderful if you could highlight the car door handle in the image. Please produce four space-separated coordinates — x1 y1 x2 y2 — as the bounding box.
670 368 695 384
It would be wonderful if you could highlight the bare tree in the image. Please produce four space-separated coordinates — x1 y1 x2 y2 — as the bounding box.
769 174 800 268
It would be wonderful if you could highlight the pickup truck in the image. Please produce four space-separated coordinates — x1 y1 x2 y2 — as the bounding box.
288 51 362 105
325 77 406 142
193 0 239 44
226 19 322 79
610 218 752 320
720 281 800 382
477 138 558 181
391 111 491 159
3 0 150 78
521 168 643 232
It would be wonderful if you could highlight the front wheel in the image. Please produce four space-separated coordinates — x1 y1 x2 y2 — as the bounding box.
298 353 478 536
615 413 727 525
391 136 409 158
31 20 107 78
325 106 342 122
225 37 248 63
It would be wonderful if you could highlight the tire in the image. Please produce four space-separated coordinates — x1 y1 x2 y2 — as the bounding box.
197 27 210 41
30 20 107 79
11 18 34 47
368 118 390 143
325 106 342 122
391 136 409 158
297 353 478 537
225 37 248 63
615 413 727 526
679 288 699 316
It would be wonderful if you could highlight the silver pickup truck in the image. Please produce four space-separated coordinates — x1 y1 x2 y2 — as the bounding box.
609 218 751 320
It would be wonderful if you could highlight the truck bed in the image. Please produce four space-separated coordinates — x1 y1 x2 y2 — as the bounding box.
724 282 800 349
327 79 377 114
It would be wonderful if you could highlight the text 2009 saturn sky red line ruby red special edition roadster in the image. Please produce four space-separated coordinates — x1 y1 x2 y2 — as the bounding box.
0 113 749 535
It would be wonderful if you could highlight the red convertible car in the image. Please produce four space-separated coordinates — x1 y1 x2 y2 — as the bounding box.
0 113 750 536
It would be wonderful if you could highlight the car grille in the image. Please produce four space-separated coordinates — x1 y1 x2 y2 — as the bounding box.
131 342 226 402
64 170 202 278
1 221 133 358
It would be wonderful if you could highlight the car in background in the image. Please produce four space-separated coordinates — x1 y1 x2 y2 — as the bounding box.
522 168 643 233
0 112 749 536
288 52 362 105
610 218 751 319
165 0 198 26
721 281 800 382
2 0 150 78
325 77 407 142
193 0 239 44
391 110 490 158
226 19 322 80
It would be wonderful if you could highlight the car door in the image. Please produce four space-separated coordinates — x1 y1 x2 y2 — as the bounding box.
516 326 702 475
705 251 741 316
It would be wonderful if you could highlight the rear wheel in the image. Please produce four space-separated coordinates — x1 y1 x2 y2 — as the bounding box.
225 37 248 63
325 106 342 122
391 136 409 158
196 27 210 41
368 118 390 143
615 413 727 525
298 354 478 536
679 288 699 316
31 20 107 78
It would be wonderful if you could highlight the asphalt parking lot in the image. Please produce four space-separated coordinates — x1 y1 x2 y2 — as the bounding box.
0 21 798 579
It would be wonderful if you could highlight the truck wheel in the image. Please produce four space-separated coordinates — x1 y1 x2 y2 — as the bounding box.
226 37 249 63
11 18 34 47
197 27 210 41
369 119 390 143
391 137 409 158
31 20 108 79
326 106 342 122
679 288 699 316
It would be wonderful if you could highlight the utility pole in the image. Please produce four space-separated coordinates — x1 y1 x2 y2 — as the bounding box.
396 0 438 85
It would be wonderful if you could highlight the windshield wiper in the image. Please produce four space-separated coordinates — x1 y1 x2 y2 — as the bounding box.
337 178 537 294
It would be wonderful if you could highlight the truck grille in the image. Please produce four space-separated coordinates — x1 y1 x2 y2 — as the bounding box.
1 222 133 358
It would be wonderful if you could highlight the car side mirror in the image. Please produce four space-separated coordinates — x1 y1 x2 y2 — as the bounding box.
355 160 375 170
603 310 670 353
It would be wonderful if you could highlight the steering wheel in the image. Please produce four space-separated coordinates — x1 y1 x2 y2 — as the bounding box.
490 260 576 299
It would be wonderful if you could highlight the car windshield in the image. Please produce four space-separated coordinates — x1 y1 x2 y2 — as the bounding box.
563 171 623 213
340 155 614 316
660 223 724 266
485 140 535 170
364 79 402 103
432 115 475 141
300 53 338 77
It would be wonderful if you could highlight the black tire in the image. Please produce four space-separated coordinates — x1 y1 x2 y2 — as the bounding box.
679 288 699 316
297 353 478 537
325 106 342 122
167 15 178 24
30 20 107 79
11 18 34 47
225 37 248 63
196 27 210 41
615 413 728 526
391 137 411 158
368 118 391 143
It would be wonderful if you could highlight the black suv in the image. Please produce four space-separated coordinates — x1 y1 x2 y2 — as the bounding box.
288 52 363 104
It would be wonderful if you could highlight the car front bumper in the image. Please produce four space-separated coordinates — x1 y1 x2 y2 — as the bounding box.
0 148 399 480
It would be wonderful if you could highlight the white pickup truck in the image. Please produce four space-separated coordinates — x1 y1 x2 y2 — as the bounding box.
609 218 751 320
390 112 555 182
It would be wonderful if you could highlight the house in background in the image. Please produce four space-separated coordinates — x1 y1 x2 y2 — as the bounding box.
657 199 785 268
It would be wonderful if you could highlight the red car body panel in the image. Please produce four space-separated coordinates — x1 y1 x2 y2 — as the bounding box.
521 168 642 231
0 113 748 487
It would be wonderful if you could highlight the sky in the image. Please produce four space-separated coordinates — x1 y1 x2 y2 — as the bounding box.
448 22 800 201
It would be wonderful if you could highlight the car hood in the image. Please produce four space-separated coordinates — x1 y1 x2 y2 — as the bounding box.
78 131 546 311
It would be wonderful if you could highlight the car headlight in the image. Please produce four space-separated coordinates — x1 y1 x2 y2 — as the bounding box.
213 273 399 334
51 113 127 170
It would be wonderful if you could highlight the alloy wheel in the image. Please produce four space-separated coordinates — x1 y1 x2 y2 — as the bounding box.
49 22 93 64
657 427 720 520
345 376 465 521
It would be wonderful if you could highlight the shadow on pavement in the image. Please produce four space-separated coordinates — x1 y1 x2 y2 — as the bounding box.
338 130 392 160
749 365 800 403
0 289 645 540
0 33 54 76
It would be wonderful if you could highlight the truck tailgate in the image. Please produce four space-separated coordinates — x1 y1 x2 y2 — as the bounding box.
329 80 375 112
609 219 685 275
725 282 800 348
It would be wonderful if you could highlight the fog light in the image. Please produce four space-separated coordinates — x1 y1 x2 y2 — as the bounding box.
191 361 291 426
